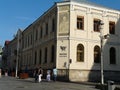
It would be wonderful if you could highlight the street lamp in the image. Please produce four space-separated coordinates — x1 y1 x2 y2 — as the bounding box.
15 29 21 78
99 20 109 85
64 59 72 81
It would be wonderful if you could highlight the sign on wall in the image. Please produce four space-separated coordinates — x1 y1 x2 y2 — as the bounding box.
59 5 70 35
59 46 67 57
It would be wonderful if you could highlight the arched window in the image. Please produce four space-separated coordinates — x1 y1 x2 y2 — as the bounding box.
110 47 116 64
77 44 84 62
94 45 100 63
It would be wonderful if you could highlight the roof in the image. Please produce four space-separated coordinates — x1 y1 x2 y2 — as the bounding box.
22 0 119 33
60 0 120 11
5 40 10 46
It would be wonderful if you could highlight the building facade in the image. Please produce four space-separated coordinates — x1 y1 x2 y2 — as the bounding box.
1 41 11 70
0 45 2 68
6 0 120 82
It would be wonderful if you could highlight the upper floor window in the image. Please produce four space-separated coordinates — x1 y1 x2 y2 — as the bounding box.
109 21 115 34
35 29 38 40
39 49 42 64
28 35 30 46
30 34 32 45
77 44 84 62
94 45 100 63
46 23 48 35
110 47 116 64
34 51 37 65
52 18 55 32
77 16 84 30
94 19 100 32
40 27 42 38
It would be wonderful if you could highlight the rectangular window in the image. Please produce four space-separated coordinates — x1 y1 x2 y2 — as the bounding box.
31 34 32 45
109 21 115 34
34 51 37 65
46 23 48 35
28 35 29 46
35 29 38 40
52 19 55 32
39 50 42 64
40 27 42 38
44 48 47 63
51 45 55 62
77 16 84 30
94 19 100 32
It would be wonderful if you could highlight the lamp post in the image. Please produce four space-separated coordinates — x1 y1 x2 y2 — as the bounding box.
15 29 21 78
99 20 109 85
99 20 104 85
64 59 72 81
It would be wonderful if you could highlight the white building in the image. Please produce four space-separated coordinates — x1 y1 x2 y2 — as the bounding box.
55 0 120 82
7 0 120 82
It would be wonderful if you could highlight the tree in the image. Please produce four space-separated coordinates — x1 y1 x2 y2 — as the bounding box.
0 52 2 55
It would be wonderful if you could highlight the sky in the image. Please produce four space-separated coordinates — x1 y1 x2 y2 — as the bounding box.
0 0 120 46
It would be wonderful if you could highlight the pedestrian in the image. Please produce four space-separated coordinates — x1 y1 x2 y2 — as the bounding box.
34 68 38 83
0 68 1 78
53 67 57 81
38 67 43 82
5 69 8 76
46 70 51 81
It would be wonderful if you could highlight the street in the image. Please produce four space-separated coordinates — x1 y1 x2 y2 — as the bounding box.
0 76 99 90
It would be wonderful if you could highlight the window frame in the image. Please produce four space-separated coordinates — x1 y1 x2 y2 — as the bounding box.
94 45 100 63
109 21 115 34
34 51 37 65
110 47 116 64
94 19 100 32
44 47 47 63
77 16 84 30
46 23 48 35
52 18 55 32
51 45 55 63
77 44 84 62
39 49 42 64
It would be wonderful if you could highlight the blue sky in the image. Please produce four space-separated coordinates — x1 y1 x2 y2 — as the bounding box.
0 0 120 46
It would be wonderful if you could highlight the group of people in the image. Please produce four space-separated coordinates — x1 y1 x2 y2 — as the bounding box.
34 67 57 83
34 67 43 83
0 69 8 77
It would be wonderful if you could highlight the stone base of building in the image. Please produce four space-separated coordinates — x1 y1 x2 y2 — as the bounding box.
57 69 120 82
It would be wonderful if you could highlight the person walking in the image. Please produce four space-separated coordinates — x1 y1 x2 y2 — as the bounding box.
38 67 43 82
46 70 51 81
0 68 1 78
34 68 38 83
53 67 57 81
5 69 8 76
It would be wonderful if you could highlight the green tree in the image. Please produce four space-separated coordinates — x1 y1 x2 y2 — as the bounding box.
0 52 2 55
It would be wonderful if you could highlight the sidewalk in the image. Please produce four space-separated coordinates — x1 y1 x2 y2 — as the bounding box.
21 77 101 88
0 76 100 90
4 76 120 87
2 76 120 90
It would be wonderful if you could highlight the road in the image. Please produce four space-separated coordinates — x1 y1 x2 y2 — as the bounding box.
0 76 99 90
